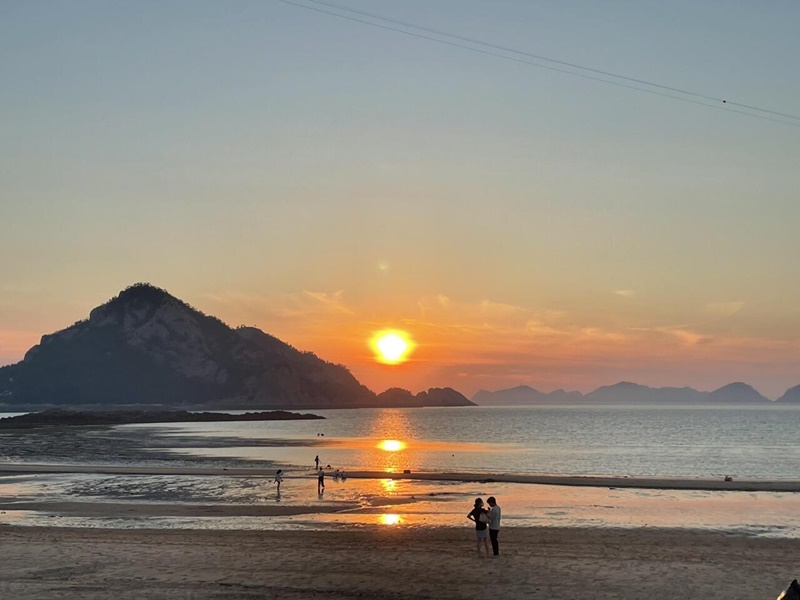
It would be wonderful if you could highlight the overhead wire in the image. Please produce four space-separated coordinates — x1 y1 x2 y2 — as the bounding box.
306 0 800 123
273 0 800 128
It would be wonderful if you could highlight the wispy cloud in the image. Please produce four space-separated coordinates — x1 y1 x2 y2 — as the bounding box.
300 290 354 315
406 296 641 365
613 289 637 298
656 326 712 346
704 301 744 318
201 289 355 325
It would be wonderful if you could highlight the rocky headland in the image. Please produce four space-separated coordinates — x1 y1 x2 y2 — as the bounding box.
0 284 474 411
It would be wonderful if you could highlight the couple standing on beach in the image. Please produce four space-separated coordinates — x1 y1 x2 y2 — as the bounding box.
467 496 502 557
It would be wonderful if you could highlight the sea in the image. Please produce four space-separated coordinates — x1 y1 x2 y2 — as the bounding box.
3 405 800 534
106 404 800 479
0 404 800 480
132 405 800 479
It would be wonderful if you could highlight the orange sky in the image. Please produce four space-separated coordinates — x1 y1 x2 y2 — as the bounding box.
198 286 800 399
1 281 799 400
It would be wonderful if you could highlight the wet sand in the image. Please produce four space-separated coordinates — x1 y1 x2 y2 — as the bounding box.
3 462 799 492
1 524 797 599
0 499 363 517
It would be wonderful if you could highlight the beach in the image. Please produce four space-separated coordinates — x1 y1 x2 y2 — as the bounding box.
2 524 798 599
2 467 800 599
3 409 800 599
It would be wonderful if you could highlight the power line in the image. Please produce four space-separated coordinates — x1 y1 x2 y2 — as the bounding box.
307 0 800 123
273 0 800 128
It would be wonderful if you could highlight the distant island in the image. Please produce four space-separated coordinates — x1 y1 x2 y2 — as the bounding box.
0 409 324 429
0 283 474 411
472 381 800 405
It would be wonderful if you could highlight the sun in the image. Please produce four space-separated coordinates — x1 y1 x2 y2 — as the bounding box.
370 329 415 365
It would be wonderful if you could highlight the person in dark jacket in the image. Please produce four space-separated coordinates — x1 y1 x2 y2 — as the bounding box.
467 497 490 557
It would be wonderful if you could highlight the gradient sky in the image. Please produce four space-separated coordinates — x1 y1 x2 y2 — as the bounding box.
2 1 799 398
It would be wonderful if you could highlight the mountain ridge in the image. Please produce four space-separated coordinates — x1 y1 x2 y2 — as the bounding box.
473 380 783 405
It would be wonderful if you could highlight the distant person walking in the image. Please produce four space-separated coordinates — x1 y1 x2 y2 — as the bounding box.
317 467 325 494
467 497 490 557
315 455 320 470
487 496 502 556
274 469 283 494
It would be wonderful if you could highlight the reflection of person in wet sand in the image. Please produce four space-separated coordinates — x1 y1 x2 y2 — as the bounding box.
317 467 325 494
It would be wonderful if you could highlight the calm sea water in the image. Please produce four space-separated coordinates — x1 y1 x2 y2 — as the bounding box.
127 404 800 480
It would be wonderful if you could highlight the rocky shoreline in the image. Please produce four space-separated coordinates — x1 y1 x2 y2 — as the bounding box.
0 408 323 429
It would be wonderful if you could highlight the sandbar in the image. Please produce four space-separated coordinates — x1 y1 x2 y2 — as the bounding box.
2 463 799 492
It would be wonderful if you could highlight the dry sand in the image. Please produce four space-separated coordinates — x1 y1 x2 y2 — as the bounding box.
1 524 797 600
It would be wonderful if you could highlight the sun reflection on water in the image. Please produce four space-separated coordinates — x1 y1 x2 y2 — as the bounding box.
380 513 402 526
377 439 406 452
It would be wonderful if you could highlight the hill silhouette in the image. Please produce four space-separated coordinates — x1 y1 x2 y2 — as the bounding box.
473 381 776 405
377 387 474 407
0 284 472 410
777 384 800 403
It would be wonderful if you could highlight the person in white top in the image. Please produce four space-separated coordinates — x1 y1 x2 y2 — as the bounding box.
274 469 283 493
487 496 501 556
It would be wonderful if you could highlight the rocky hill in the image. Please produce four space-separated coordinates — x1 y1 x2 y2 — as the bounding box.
705 382 768 403
472 385 582 406
777 384 800 402
377 387 475 407
0 284 470 410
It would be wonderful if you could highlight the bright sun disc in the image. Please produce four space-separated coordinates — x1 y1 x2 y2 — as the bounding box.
370 330 415 364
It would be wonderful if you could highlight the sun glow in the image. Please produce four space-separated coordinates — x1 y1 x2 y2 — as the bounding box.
370 329 415 364
380 513 402 526
381 478 397 492
378 439 406 452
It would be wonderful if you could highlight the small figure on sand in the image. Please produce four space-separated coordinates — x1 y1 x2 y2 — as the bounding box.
317 467 325 494
274 469 283 493
333 469 340 481
315 455 320 470
341 470 347 482
467 497 490 557
487 496 501 557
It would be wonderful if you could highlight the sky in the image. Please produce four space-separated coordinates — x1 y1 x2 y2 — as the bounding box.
1 0 799 399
